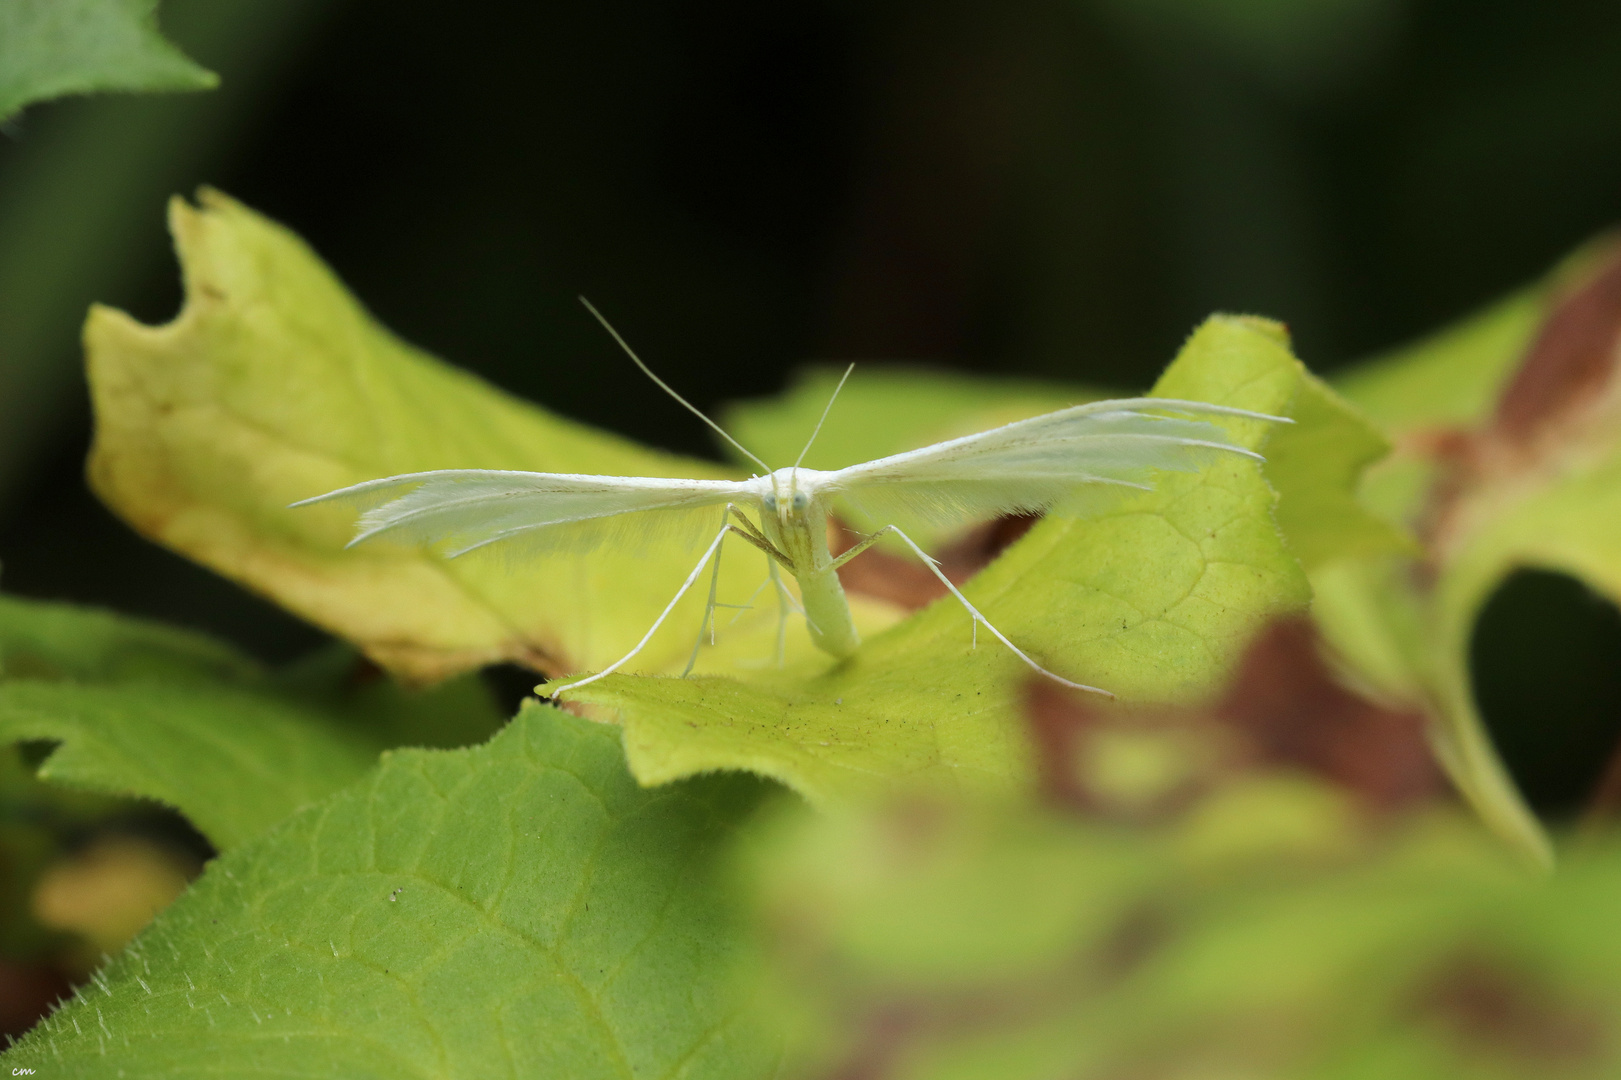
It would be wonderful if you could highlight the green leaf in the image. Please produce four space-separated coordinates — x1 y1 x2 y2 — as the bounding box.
0 706 784 1078
0 594 505 850
0 681 378 853
0 592 256 685
558 317 1314 805
85 189 873 685
0 0 217 122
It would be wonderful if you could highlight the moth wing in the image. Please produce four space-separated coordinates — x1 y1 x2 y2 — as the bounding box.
293 469 749 558
817 398 1279 528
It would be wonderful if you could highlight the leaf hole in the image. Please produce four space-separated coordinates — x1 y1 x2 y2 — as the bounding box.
1470 569 1621 819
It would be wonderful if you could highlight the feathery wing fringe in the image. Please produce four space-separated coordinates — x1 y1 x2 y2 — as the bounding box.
820 397 1284 526
293 469 746 557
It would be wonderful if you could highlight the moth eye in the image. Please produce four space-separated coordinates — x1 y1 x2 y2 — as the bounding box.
762 493 777 509
792 492 809 509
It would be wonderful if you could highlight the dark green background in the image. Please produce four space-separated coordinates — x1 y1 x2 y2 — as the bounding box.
0 0 1617 813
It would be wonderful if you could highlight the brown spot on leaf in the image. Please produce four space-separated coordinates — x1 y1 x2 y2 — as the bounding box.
1493 243 1621 447
1406 241 1621 563
1213 617 1443 810
1023 617 1445 814
1421 954 1608 1066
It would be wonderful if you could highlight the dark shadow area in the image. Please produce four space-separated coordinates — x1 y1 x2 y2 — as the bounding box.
483 663 547 718
0 429 325 664
1471 569 1621 819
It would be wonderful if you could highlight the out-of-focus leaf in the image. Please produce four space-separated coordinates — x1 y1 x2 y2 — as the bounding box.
0 593 253 685
771 807 1621 1080
1261 372 1412 570
1334 284 1548 437
725 366 1098 474
1319 238 1621 864
30 835 196 958
268 642 507 753
0 745 130 962
557 317 1314 804
0 706 785 1078
0 0 216 121
85 189 894 685
0 681 376 852
741 718 1621 1080
0 593 505 850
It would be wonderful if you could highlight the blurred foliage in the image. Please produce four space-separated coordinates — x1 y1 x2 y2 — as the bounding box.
0 0 216 122
746 779 1618 1079
735 623 1613 1080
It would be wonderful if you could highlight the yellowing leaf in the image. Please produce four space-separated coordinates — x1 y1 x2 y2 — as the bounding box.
85 189 887 685
557 317 1315 804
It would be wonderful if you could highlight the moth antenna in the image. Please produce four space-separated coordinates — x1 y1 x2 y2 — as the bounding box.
579 296 771 473
793 363 855 471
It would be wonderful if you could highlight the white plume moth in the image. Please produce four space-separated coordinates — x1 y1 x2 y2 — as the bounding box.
295 300 1287 698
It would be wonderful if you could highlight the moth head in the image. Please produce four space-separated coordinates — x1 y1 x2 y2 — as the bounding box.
764 468 811 522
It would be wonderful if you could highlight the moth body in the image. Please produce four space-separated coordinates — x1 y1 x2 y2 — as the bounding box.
752 468 859 657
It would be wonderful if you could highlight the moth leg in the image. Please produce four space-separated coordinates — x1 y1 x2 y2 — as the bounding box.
723 575 774 627
824 527 887 573
768 560 789 666
553 522 736 697
682 520 730 676
723 503 791 565
873 525 1113 699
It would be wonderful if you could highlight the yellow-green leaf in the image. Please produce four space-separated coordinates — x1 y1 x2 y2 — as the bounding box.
1262 371 1412 571
85 189 884 685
